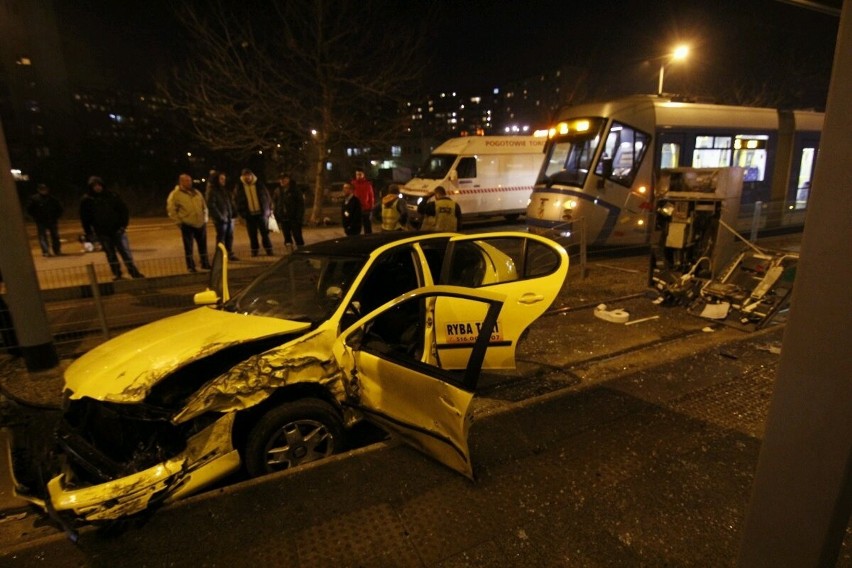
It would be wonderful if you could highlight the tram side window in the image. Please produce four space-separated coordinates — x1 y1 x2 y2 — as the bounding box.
733 135 768 182
692 135 731 168
594 122 650 186
795 147 816 209
660 143 681 168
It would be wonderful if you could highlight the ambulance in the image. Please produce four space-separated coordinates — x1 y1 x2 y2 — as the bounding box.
401 135 546 223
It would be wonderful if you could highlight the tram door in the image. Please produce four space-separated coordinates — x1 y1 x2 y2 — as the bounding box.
790 136 819 210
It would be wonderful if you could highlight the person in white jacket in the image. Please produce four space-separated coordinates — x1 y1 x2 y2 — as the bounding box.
167 173 210 272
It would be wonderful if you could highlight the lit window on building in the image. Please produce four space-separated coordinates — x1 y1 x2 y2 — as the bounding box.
391 145 402 157
16 57 32 66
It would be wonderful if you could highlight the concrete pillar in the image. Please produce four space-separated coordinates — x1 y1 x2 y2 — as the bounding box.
738 4 852 566
0 118 58 371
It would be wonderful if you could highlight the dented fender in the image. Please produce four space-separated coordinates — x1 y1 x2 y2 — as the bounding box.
175 328 350 423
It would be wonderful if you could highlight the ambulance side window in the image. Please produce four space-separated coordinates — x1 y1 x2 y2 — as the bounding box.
456 157 477 179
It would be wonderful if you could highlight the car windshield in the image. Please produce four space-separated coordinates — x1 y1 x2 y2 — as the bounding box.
416 154 456 180
222 254 366 323
537 117 607 188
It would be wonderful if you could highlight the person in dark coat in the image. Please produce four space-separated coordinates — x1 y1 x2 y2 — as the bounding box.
272 173 305 251
26 183 63 257
341 182 362 236
234 168 274 256
80 176 144 280
206 170 238 260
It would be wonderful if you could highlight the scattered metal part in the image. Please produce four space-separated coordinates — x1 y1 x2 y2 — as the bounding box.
624 315 660 326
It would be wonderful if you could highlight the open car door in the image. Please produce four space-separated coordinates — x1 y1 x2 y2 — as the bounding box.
333 286 505 479
434 232 569 369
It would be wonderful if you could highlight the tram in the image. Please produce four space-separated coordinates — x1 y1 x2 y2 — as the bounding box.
525 95 823 246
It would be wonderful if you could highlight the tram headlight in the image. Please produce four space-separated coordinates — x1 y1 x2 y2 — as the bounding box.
562 199 577 210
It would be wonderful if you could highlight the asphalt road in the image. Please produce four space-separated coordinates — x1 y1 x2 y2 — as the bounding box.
1 297 825 566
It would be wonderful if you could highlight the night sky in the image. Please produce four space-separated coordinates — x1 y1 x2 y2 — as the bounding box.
55 0 842 108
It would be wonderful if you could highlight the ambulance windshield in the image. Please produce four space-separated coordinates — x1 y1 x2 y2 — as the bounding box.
416 154 456 180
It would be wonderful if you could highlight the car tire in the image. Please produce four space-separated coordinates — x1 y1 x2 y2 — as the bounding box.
244 399 345 477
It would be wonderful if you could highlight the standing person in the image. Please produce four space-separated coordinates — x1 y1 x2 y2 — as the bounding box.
272 172 305 251
234 168 274 256
341 182 362 236
80 176 144 280
380 183 408 231
351 167 375 234
26 183 64 257
206 170 238 261
417 185 462 232
167 173 210 273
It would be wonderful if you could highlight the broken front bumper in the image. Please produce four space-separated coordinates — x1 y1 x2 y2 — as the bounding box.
21 413 240 523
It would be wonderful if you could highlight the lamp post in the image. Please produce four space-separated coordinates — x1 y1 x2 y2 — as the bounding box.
658 44 689 96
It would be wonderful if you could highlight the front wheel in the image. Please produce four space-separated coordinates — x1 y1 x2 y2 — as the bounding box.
244 399 345 477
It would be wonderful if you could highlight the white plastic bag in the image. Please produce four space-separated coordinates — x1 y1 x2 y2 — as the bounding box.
267 216 280 233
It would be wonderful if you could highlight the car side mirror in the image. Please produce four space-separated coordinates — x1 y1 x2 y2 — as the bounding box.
195 243 230 305
448 169 458 183
193 289 220 305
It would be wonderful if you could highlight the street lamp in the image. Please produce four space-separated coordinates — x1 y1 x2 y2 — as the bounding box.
658 44 689 96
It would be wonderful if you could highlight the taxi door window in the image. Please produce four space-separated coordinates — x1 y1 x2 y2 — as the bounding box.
417 238 451 284
349 247 419 317
443 237 562 287
361 295 427 364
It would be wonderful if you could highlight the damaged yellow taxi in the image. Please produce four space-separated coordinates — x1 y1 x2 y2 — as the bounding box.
11 231 568 526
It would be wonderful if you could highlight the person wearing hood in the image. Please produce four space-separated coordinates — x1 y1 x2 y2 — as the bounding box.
79 176 144 280
26 183 64 256
272 172 305 251
167 173 210 272
205 170 238 261
234 168 274 256
380 183 408 231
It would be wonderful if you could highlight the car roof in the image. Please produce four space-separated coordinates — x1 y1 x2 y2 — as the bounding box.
296 232 454 257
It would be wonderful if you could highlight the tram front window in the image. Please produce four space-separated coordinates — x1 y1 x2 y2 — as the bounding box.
538 117 606 188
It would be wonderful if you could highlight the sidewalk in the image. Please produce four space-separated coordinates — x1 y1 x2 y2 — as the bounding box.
24 217 348 289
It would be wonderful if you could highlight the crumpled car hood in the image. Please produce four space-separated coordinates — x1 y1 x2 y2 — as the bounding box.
64 307 310 402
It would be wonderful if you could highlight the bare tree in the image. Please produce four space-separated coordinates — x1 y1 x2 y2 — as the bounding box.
162 0 429 223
